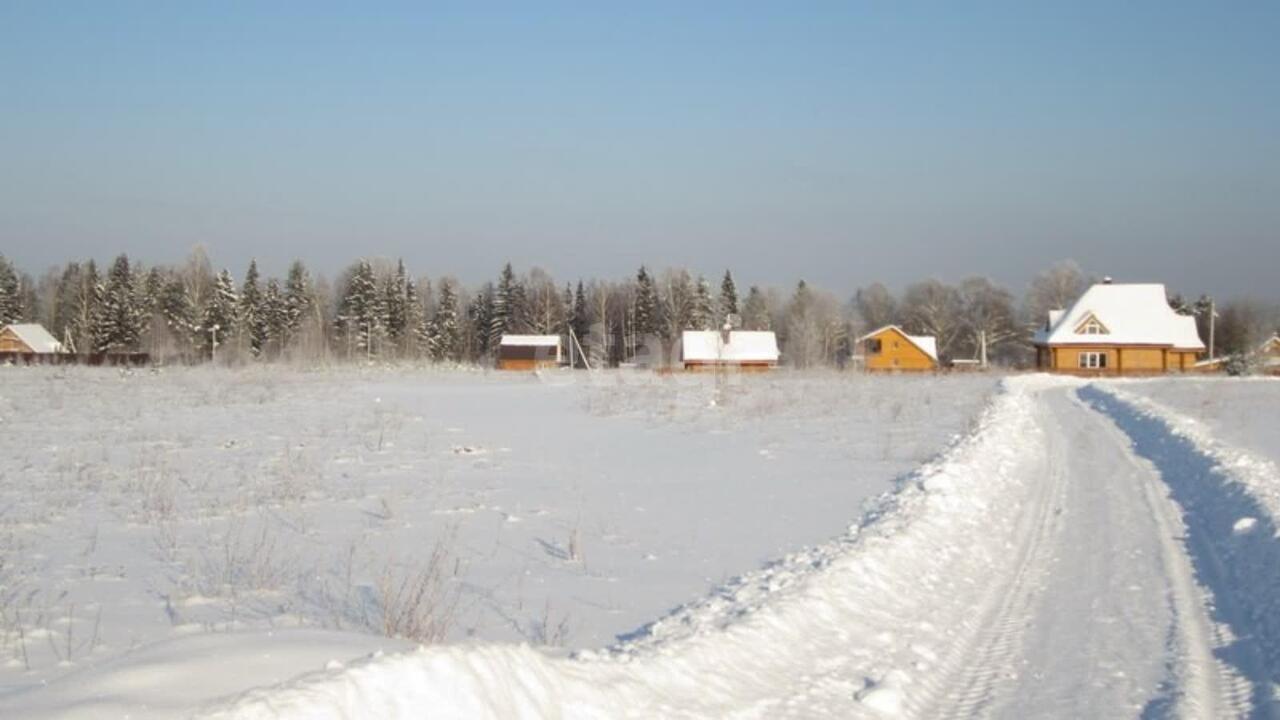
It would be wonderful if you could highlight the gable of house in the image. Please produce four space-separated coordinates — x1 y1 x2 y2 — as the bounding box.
0 324 64 354
859 326 937 371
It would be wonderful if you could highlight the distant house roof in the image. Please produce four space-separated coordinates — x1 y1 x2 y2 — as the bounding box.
498 335 561 347
1033 283 1205 351
2 323 64 353
857 325 939 363
681 330 779 363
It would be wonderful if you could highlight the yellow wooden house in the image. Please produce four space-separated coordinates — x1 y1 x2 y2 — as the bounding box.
1032 282 1204 375
856 325 939 372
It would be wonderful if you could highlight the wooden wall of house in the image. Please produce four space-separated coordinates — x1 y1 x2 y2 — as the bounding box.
863 328 936 372
1118 347 1165 372
683 361 775 373
1044 345 1202 375
496 358 557 371
0 329 31 353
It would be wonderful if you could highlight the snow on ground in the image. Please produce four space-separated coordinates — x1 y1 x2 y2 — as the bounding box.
187 377 1280 720
0 365 997 716
1108 376 1280 469
8 370 1280 719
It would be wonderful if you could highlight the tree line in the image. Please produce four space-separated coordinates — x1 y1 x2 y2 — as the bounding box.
0 251 1275 368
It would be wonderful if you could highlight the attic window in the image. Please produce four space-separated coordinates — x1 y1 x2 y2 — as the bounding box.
1075 314 1109 336
866 338 883 354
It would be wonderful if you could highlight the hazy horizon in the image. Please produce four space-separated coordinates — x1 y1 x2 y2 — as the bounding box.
3 3 1277 301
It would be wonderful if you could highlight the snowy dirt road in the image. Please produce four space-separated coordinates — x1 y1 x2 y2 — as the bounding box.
934 386 1262 719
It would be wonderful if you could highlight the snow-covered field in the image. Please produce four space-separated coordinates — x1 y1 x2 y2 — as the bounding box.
0 366 999 717
4 370 1279 718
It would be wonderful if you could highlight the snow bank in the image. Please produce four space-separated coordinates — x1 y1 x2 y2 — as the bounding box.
0 630 411 720
200 376 1065 719
1085 384 1280 687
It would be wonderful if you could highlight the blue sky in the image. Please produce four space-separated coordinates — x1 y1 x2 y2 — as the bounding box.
2 2 1277 298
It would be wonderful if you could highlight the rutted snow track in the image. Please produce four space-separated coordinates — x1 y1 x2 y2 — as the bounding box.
931 395 1072 719
180 379 1279 718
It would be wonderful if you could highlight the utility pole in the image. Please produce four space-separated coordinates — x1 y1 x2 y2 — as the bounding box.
1209 297 1216 360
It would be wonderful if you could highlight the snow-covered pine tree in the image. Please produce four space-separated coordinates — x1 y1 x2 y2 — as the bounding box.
402 276 423 358
262 278 287 357
719 270 738 320
692 275 714 330
633 266 658 341
429 279 462 362
383 259 409 347
561 284 574 334
742 285 771 331
159 275 197 351
93 254 143 352
335 259 382 357
240 259 266 357
488 262 519 349
0 255 19 326
140 267 164 315
201 269 238 358
468 285 494 359
283 260 312 343
572 280 589 342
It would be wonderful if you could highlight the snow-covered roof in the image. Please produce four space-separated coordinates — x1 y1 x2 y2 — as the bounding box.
856 325 938 362
2 323 64 353
681 330 779 363
1032 283 1205 350
498 334 561 347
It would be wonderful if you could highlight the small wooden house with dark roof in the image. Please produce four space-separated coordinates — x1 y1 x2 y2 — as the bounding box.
1032 281 1204 375
496 334 562 371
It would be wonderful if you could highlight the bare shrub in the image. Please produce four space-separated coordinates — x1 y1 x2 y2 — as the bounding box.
529 599 572 647
373 535 460 643
194 517 291 597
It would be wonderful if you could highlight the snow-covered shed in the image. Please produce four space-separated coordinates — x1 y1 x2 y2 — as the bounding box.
680 330 779 371
0 323 65 354
1032 281 1205 374
856 325 938 372
496 334 562 371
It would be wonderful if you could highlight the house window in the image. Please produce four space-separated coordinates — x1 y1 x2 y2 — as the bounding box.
867 338 882 354
1075 314 1109 335
1078 351 1107 369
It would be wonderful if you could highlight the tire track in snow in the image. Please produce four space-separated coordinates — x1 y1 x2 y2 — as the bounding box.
927 393 1069 719
1084 385 1276 719
1083 387 1234 719
930 386 1256 719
